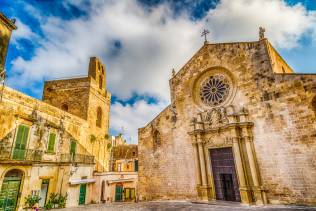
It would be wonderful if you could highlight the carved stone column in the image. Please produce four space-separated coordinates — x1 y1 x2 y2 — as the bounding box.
192 136 202 186
232 136 252 204
243 128 267 205
196 133 211 200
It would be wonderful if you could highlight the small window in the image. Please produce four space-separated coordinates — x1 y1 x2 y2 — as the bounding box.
118 163 122 172
101 66 104 74
70 139 77 156
99 75 103 89
312 96 316 115
96 107 102 127
47 132 56 153
153 130 161 151
61 104 68 111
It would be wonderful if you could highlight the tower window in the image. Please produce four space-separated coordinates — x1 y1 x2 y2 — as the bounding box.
96 107 102 127
61 104 68 111
99 75 103 89
312 96 316 115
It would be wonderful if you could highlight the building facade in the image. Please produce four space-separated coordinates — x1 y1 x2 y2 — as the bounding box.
0 13 113 211
92 143 138 203
138 33 316 206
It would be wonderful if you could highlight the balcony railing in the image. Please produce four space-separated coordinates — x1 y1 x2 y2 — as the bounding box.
60 153 95 164
0 147 94 164
0 147 43 162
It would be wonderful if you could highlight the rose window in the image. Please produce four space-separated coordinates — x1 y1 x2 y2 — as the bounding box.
200 74 231 106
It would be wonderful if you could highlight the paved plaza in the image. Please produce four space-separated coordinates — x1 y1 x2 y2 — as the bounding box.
57 201 316 211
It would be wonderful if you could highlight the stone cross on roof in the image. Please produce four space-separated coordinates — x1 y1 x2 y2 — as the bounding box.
201 29 210 43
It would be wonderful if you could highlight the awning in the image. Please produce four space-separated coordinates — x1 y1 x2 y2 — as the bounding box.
69 178 96 185
107 178 135 184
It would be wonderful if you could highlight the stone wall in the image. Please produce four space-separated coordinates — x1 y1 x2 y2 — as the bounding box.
138 39 316 205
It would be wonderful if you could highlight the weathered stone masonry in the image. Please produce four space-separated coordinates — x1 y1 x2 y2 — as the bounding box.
138 38 316 205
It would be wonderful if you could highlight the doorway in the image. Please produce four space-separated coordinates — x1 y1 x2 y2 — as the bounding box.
39 179 49 207
0 169 23 211
210 147 240 202
115 184 123 202
220 174 236 201
79 184 86 205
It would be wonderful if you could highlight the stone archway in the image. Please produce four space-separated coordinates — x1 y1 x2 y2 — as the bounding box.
0 169 24 211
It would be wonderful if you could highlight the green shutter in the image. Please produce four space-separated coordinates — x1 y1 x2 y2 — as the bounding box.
13 125 29 160
47 133 56 153
70 139 77 156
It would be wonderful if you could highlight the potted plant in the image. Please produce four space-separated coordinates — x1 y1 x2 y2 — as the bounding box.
24 194 41 210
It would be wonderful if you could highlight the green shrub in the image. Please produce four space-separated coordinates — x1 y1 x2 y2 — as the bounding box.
24 194 41 209
44 193 68 209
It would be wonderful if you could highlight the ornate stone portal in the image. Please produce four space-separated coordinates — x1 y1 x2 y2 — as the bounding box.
189 68 267 204
189 107 267 204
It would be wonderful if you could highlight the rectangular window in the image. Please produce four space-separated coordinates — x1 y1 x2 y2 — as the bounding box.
47 133 56 153
13 125 30 160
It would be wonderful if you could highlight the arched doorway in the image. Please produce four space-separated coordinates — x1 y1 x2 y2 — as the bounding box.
0 169 23 211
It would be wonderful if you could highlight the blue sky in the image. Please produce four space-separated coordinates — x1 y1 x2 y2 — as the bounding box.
1 0 316 143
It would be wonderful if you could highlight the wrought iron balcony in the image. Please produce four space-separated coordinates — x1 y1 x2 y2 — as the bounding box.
0 147 43 162
60 153 95 164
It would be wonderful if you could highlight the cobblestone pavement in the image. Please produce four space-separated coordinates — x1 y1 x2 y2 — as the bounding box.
57 201 316 211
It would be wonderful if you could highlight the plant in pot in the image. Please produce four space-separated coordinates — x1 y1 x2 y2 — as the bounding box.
24 194 41 210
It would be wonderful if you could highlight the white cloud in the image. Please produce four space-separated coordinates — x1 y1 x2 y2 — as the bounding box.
204 0 316 48
7 0 316 142
110 100 168 143
11 19 39 46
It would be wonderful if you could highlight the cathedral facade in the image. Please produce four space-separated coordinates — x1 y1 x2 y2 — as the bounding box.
138 34 316 205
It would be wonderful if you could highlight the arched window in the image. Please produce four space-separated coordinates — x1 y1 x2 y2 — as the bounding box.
99 75 103 89
101 180 105 202
96 107 102 127
153 130 161 151
61 104 68 111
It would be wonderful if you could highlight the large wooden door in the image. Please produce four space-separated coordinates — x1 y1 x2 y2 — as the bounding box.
0 170 23 211
210 147 240 202
12 125 29 160
78 184 86 205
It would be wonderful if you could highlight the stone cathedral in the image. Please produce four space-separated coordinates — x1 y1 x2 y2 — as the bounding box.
138 30 316 206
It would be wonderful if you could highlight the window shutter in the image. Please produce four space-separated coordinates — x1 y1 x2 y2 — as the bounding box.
15 125 24 148
21 126 29 149
47 133 56 153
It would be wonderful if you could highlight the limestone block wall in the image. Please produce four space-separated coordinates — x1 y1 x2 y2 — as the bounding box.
138 40 316 205
138 106 198 201
43 77 91 120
